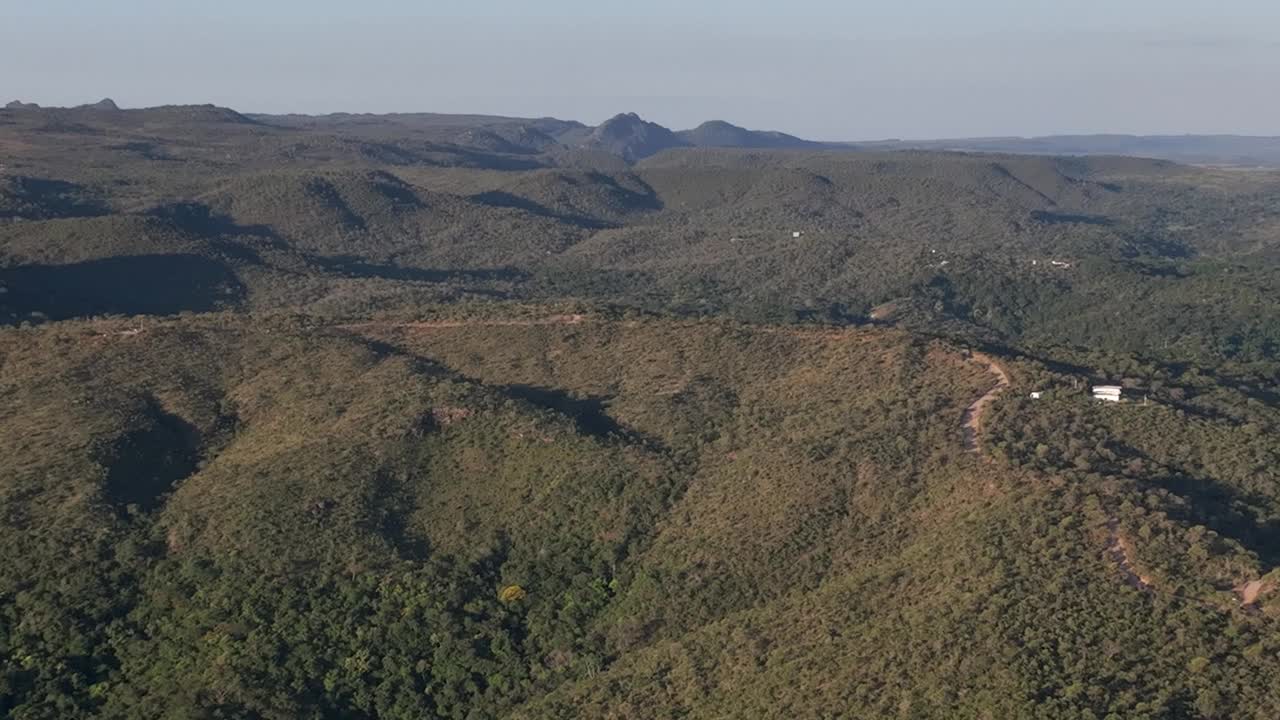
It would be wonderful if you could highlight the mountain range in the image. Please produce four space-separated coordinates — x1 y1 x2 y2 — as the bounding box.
2 96 1280 719
9 99 1280 166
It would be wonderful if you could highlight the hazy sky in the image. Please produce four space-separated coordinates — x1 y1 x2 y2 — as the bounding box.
5 1 1279 139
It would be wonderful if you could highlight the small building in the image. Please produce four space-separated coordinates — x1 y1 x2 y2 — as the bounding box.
1092 385 1122 402
1029 391 1043 400
792 231 804 238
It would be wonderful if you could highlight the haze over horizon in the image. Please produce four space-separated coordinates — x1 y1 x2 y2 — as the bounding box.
5 0 1280 140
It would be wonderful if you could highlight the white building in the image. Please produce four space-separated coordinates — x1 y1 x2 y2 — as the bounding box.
1029 391 1043 399
1092 385 1122 402
792 231 804 238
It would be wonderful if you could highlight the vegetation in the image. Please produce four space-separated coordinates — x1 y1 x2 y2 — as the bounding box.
5 105 1279 365
1 104 1279 717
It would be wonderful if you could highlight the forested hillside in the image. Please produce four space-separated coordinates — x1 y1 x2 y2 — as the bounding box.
4 104 1279 364
2 103 1279 718
4 313 1278 718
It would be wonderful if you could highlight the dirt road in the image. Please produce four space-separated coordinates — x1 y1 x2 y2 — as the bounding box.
339 314 586 331
961 352 1010 453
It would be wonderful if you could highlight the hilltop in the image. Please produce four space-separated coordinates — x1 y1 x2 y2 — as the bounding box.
677 119 819 149
79 97 120 111
579 112 690 161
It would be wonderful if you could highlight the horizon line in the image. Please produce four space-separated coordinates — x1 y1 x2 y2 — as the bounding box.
7 96 1280 144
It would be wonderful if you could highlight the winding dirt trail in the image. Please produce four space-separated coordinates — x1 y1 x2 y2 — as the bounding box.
960 352 1010 454
338 314 587 332
1105 519 1155 592
952 348 1272 606
954 351 1158 594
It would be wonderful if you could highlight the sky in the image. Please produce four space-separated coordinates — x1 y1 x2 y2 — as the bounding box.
4 0 1279 140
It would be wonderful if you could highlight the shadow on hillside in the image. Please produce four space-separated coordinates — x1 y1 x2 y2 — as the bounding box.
1030 210 1115 227
366 471 431 561
1117 443 1280 567
0 176 109 220
1204 369 1280 408
448 147 547 171
349 339 667 455
502 384 665 451
109 140 177 161
362 171 426 207
469 174 661 229
314 256 530 284
148 201 279 240
1123 238 1195 260
0 254 244 321
469 191 616 229
1162 475 1280 568
604 173 664 212
97 404 202 513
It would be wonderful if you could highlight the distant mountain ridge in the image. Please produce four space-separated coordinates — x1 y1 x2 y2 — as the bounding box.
863 133 1280 167
8 99 1280 166
80 98 120 111
238 108 829 161
677 120 819 150
580 112 690 161
3 99 254 125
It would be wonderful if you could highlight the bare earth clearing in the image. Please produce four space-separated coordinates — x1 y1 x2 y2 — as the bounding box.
1238 579 1273 607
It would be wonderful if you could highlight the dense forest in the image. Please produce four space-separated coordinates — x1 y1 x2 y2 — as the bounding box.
1 103 1279 718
